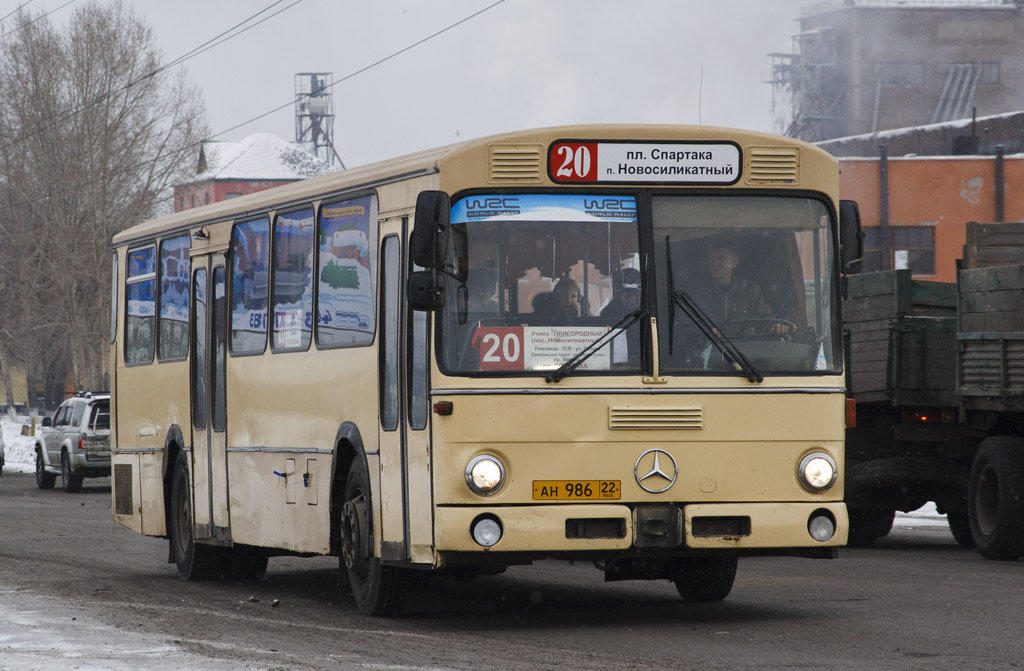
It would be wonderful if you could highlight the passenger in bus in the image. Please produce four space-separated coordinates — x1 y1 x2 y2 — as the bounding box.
600 268 642 319
535 278 584 322
686 241 789 338
466 268 499 313
600 268 643 366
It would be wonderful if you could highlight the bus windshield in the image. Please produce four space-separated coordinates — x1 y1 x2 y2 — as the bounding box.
653 195 839 375
438 194 642 375
439 192 839 378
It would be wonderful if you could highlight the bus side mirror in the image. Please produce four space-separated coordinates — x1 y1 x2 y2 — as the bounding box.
412 190 450 269
408 271 446 311
839 199 864 274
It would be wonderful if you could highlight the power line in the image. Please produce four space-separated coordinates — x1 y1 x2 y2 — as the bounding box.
0 0 508 216
0 1 35 27
0 0 302 152
208 0 508 141
1 0 75 35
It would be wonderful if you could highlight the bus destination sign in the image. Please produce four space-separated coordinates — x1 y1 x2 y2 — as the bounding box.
548 140 741 185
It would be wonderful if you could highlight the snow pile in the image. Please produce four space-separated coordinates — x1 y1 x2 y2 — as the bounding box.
2 416 38 474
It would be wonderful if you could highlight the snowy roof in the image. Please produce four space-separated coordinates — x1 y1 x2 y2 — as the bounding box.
190 132 337 183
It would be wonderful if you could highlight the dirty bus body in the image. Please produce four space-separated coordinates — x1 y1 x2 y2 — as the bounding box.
110 125 851 616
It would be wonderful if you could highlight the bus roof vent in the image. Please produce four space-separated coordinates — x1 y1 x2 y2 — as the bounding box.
488 143 544 184
608 406 703 431
745 146 800 185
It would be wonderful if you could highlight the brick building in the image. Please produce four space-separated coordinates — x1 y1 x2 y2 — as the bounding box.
173 132 335 212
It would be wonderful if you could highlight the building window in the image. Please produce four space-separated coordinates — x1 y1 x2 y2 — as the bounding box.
225 192 243 199
861 226 935 275
873 62 925 88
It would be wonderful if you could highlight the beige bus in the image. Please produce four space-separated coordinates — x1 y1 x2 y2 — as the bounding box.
111 124 857 616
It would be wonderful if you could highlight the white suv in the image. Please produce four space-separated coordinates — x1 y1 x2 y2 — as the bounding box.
35 393 111 492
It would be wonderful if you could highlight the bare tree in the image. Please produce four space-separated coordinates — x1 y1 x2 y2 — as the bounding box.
0 1 208 404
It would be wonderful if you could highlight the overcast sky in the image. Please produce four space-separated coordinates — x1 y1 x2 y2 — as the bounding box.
70 0 808 167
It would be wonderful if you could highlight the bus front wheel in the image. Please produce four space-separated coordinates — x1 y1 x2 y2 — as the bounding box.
339 459 403 616
169 454 219 581
671 556 738 602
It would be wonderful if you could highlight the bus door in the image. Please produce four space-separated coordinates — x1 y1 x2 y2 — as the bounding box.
190 254 231 543
377 227 434 564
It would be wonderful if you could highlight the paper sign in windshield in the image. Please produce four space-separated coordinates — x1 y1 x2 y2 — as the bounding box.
476 326 610 371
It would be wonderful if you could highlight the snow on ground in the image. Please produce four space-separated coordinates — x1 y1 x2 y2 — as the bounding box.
0 417 946 526
0 589 262 671
2 416 38 475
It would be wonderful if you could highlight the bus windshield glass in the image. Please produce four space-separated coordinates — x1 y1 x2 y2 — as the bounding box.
653 195 839 375
439 194 642 375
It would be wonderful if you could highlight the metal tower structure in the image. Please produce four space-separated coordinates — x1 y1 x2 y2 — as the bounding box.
295 72 342 168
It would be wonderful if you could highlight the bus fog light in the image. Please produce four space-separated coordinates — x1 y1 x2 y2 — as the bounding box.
808 510 836 542
471 516 503 547
798 452 837 493
466 455 505 495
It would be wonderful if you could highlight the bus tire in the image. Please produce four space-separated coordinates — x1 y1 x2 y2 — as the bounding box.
169 454 219 581
671 556 738 602
339 458 403 616
968 437 1024 560
61 451 83 493
35 450 55 490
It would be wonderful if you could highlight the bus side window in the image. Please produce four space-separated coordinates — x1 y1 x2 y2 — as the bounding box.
125 244 157 365
231 217 270 355
157 234 191 361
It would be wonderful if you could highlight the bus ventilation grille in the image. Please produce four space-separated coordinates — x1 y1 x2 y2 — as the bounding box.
745 146 800 185
488 144 544 183
114 464 133 515
608 406 703 430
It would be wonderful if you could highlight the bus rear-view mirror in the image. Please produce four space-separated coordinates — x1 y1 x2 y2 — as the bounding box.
408 270 446 311
839 199 864 274
412 190 450 269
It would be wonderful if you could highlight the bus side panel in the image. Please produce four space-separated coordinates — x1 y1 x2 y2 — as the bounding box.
224 347 380 554
115 359 190 536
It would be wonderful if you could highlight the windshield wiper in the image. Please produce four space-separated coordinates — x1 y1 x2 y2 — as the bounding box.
671 291 763 383
546 308 648 383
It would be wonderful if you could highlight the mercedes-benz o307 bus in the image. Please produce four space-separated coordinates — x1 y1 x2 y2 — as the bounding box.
110 124 859 616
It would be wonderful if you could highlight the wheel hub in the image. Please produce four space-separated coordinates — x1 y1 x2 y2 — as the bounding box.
341 498 366 570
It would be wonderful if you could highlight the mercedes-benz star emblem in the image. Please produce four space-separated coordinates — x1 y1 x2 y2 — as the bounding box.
634 449 678 493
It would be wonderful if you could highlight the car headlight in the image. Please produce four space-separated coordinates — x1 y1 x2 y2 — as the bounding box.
798 452 837 493
466 455 506 496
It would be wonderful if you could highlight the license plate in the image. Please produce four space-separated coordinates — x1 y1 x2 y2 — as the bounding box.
532 480 621 500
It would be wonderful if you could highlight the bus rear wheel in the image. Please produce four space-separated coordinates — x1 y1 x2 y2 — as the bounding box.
968 437 1024 560
671 556 738 602
339 459 403 616
169 454 219 581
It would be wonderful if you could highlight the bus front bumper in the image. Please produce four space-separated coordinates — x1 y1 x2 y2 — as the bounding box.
435 501 848 553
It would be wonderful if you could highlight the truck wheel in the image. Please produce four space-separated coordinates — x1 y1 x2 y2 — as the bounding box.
35 450 55 490
968 437 1024 560
339 458 403 616
944 501 973 546
671 557 738 602
169 453 219 580
845 507 894 547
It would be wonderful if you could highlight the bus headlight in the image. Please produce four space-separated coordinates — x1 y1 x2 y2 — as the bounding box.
798 452 837 493
466 455 505 496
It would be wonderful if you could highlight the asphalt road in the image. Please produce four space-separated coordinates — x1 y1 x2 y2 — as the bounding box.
1 471 1022 671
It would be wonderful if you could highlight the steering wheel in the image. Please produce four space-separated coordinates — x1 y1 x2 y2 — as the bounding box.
725 317 796 341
